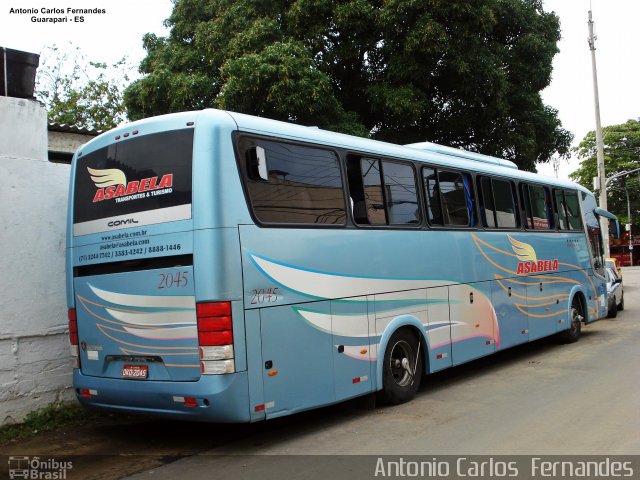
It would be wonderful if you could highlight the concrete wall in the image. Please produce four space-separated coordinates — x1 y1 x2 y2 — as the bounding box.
0 96 75 424
49 130 92 155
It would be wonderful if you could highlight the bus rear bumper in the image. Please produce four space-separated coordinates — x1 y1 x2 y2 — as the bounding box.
73 369 251 423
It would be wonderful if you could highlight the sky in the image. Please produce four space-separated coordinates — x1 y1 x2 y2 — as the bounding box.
1 0 638 181
538 0 640 180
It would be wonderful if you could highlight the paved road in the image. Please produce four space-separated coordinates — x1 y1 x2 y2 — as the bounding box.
126 269 640 479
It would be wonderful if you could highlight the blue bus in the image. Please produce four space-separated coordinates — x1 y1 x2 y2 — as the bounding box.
66 109 613 422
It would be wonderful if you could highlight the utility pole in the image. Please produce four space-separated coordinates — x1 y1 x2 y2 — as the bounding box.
588 9 610 258
625 184 633 266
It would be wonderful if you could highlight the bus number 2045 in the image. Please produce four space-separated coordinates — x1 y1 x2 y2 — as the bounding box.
158 271 189 289
251 287 280 304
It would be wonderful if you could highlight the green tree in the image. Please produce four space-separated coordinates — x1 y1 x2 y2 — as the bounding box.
125 0 572 170
37 45 130 131
570 119 640 225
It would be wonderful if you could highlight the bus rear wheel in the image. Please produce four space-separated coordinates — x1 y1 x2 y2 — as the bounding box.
379 329 422 404
560 300 583 343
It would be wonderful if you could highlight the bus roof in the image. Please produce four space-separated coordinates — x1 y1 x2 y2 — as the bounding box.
223 110 589 195
74 108 589 197
404 142 519 170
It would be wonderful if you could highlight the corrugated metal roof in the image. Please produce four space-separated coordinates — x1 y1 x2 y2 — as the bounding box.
48 122 102 136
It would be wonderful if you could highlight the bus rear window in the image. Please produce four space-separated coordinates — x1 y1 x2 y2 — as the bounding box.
73 129 194 236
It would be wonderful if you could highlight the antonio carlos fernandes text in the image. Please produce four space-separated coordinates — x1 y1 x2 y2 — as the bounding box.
373 457 634 477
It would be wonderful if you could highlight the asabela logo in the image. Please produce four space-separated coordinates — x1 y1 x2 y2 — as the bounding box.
88 167 173 203
509 236 559 275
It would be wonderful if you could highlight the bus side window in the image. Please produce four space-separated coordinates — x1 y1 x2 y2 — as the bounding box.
424 168 474 227
493 179 517 228
461 174 476 227
519 184 532 229
479 176 517 229
564 190 583 230
554 189 568 229
239 137 347 225
423 167 443 225
522 183 552 230
360 158 387 225
347 156 419 226
382 160 420 225
478 176 496 228
439 170 470 226
347 157 369 224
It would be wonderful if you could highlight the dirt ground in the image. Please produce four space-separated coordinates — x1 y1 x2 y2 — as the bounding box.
0 414 259 480
0 394 376 480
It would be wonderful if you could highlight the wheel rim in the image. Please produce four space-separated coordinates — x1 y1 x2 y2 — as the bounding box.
389 340 414 387
570 306 581 333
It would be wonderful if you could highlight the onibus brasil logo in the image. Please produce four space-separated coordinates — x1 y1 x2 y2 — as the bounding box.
509 236 559 274
88 167 173 203
8 456 72 479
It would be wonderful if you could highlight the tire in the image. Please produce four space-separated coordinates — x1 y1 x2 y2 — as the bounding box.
618 293 624 311
607 299 618 318
560 299 583 343
379 329 423 405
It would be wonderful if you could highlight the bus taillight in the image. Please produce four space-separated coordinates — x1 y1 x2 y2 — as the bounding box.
68 308 78 344
68 308 80 368
197 302 235 374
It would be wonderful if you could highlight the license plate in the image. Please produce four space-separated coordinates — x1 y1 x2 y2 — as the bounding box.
122 364 148 379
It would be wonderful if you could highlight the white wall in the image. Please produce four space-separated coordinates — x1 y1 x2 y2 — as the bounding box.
0 96 75 424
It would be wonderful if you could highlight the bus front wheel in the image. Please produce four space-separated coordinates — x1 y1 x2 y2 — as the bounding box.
560 299 583 343
379 329 422 404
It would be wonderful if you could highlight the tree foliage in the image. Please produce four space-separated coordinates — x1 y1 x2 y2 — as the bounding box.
124 0 572 170
570 119 640 224
37 45 129 131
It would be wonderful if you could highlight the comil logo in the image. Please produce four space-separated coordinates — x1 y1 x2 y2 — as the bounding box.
88 167 173 203
509 236 559 275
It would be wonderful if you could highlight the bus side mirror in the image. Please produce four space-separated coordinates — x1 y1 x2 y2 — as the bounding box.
247 146 269 181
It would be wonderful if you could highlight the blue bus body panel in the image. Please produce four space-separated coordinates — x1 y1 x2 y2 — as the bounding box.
238 222 605 416
73 265 199 382
492 280 529 348
74 370 250 423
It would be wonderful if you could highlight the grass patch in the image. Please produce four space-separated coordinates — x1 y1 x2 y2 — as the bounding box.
0 402 114 445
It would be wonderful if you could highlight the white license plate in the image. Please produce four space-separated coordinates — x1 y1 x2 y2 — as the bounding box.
122 364 148 379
